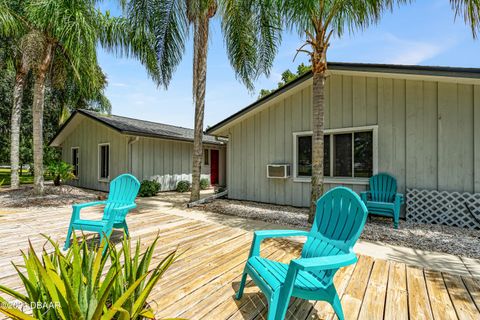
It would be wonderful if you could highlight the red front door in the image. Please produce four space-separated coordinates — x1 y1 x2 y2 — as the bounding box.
210 149 219 185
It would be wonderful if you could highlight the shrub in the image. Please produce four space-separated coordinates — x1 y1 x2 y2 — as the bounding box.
176 180 191 193
139 179 161 197
46 160 75 186
216 186 226 193
200 178 210 190
0 234 176 320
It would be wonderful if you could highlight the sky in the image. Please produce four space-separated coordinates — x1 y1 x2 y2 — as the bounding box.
97 0 480 129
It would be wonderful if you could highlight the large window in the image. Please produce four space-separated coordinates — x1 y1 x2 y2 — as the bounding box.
98 143 110 180
293 126 376 182
71 147 79 177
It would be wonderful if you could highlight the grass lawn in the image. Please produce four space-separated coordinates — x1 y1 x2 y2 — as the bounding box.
0 168 51 186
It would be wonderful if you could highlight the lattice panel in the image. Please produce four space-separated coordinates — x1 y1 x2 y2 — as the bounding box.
406 188 480 230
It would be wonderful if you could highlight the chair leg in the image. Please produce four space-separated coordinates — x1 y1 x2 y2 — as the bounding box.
123 222 130 238
267 292 280 320
329 288 344 320
64 225 73 250
236 270 248 300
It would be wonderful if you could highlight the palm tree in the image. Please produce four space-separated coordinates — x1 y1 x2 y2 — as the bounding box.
121 0 282 201
1 0 153 194
281 0 480 223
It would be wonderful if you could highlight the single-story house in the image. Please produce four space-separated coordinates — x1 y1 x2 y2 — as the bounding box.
50 109 226 191
206 62 480 214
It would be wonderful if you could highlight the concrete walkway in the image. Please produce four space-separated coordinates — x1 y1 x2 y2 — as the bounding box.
138 194 480 278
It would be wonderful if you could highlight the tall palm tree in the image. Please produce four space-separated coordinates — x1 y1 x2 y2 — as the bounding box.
121 0 282 201
1 0 153 194
281 0 480 223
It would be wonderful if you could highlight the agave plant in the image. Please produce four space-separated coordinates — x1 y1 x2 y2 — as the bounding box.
0 233 177 319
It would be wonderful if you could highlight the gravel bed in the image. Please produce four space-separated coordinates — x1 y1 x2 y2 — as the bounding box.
0 185 105 208
198 199 480 259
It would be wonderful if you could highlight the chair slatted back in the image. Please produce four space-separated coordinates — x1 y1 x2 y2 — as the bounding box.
301 187 368 284
103 174 140 222
369 173 397 203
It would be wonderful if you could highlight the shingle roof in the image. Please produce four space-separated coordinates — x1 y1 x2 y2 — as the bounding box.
54 109 223 145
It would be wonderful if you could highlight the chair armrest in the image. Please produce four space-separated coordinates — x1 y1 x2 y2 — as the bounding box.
70 201 107 221
360 191 370 202
254 230 310 241
291 252 358 271
111 203 137 212
72 201 107 210
249 230 309 258
395 193 404 205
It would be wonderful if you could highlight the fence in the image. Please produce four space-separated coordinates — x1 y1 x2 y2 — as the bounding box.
406 188 480 230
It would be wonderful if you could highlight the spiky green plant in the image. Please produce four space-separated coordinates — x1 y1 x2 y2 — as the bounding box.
0 234 177 319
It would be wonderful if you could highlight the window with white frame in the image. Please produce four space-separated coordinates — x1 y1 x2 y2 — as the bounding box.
71 147 79 177
293 126 377 181
98 143 110 180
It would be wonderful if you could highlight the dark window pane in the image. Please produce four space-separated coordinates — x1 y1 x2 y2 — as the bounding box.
72 149 79 176
324 135 330 177
354 131 373 177
297 136 312 176
100 145 109 179
334 133 352 177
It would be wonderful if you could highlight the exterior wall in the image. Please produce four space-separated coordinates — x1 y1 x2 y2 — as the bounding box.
220 74 480 207
129 137 225 191
60 117 128 191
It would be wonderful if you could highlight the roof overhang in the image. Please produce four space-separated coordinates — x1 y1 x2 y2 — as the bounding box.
206 62 480 136
49 110 225 147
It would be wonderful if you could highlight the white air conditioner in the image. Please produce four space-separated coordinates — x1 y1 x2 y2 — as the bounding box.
267 164 291 179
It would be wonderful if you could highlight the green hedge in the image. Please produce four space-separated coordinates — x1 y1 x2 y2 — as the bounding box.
139 180 161 197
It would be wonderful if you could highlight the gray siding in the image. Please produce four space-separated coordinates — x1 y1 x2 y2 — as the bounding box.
130 137 226 191
60 116 226 192
61 117 128 191
221 74 480 207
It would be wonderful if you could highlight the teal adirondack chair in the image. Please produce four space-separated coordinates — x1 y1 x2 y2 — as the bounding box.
236 187 368 320
64 174 140 250
360 173 404 229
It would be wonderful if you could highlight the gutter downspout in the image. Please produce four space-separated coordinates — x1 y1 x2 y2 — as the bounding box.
127 136 140 173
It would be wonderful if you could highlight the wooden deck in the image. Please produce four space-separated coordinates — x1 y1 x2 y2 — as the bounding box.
1 204 480 319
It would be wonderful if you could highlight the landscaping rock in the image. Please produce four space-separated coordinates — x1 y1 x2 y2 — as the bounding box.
198 199 480 259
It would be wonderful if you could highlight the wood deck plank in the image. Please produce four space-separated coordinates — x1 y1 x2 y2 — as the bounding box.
1 206 480 320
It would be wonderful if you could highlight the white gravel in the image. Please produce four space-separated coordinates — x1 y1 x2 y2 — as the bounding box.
198 199 480 259
0 185 105 208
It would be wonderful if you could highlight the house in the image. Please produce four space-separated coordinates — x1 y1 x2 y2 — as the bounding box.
50 109 226 192
206 62 480 212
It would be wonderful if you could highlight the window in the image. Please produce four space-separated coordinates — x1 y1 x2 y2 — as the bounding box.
204 149 210 165
293 126 377 182
71 147 79 177
98 144 110 180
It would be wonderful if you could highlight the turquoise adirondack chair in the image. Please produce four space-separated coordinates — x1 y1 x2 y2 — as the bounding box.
64 174 140 250
236 187 368 320
360 173 404 229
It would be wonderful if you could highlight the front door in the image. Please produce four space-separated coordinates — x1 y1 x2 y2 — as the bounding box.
210 149 219 185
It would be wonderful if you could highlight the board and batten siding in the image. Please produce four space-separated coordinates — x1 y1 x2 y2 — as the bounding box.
129 137 226 191
220 74 480 207
61 117 128 191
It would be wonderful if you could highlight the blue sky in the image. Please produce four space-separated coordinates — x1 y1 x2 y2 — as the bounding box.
98 0 480 129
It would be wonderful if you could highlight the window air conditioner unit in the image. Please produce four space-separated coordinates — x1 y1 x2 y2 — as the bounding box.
267 164 291 179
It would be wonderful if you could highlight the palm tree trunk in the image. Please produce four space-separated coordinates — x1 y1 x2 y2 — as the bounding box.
10 69 27 189
32 42 54 195
190 16 210 202
309 71 326 223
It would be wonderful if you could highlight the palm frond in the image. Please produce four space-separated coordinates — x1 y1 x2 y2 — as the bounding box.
450 0 480 38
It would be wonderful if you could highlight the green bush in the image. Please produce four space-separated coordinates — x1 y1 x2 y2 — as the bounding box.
0 234 176 320
200 178 210 190
216 186 226 193
176 180 191 193
139 179 161 197
46 160 75 186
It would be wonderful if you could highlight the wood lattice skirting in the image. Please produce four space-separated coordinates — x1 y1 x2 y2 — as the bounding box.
406 188 480 230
